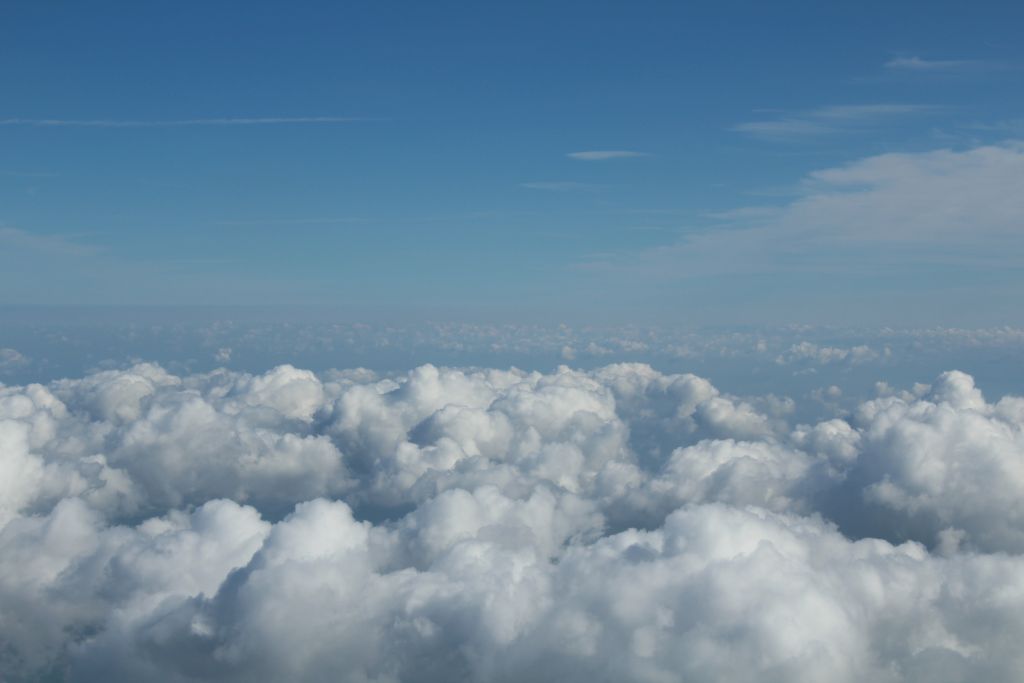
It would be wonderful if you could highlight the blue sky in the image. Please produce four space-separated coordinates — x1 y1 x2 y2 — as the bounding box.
2 0 1023 325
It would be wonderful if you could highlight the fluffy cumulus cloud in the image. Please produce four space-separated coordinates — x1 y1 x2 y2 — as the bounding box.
2 361 1024 680
849 371 1024 553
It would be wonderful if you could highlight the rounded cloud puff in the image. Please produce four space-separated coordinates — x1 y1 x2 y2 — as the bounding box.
853 371 1024 552
2 362 1024 680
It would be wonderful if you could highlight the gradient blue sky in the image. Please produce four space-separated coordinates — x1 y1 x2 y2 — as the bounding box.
2 1 1022 325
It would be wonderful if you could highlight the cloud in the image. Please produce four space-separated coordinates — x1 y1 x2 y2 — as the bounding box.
0 116 361 128
0 347 29 373
847 370 1024 552
884 56 1001 73
567 150 648 161
733 104 937 140
885 56 972 70
211 217 369 227
776 342 882 366
784 142 1024 245
583 141 1024 278
521 181 597 191
3 361 1024 679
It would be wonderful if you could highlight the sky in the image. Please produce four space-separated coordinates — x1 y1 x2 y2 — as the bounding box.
2 0 1023 325
8 5 1024 682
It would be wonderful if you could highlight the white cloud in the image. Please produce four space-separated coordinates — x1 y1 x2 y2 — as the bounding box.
809 145 1022 239
884 56 995 72
733 104 937 140
851 370 1024 552
8 495 1024 682
886 56 966 70
0 347 29 372
521 181 597 191
2 361 1024 679
567 150 648 161
582 141 1024 277
776 342 880 366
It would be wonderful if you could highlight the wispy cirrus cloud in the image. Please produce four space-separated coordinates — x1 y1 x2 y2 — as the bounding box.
211 217 369 227
733 104 938 141
521 180 598 191
0 116 362 128
567 150 648 161
882 56 1014 75
884 56 978 71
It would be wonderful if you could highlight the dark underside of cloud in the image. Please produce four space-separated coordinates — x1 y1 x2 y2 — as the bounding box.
3 361 1024 682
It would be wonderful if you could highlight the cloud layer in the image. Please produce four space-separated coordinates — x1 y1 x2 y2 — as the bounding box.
3 362 1024 680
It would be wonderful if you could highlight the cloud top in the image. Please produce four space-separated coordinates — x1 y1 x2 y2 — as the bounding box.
3 361 1024 680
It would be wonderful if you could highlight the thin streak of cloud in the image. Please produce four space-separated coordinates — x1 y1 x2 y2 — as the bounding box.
212 218 370 227
567 150 648 161
883 56 1016 74
0 116 363 128
884 56 977 71
733 104 938 141
521 181 598 192
705 206 783 222
966 119 1024 135
812 104 934 119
